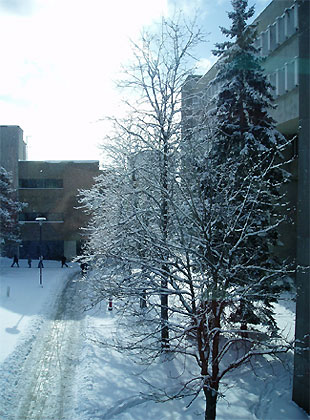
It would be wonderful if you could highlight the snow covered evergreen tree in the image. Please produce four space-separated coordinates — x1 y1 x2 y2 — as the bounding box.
211 0 285 168
0 166 26 255
206 0 293 327
176 0 294 417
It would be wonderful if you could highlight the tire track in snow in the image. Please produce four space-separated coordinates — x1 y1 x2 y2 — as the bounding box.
101 396 147 419
13 273 85 420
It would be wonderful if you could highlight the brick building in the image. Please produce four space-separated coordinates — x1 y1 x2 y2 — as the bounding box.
0 125 99 260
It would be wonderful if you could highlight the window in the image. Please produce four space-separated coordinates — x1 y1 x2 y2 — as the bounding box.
254 37 261 52
294 59 299 86
285 60 296 91
19 178 63 188
276 67 285 96
293 3 299 31
276 17 285 45
261 31 268 56
269 72 277 97
292 136 298 157
285 7 295 38
19 212 64 221
268 24 277 52
19 212 39 221
44 179 63 188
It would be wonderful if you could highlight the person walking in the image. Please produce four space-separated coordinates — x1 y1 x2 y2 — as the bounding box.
61 256 68 268
38 256 44 268
11 255 19 267
28 257 32 268
80 261 88 274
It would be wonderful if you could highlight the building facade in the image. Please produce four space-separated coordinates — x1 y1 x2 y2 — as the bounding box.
0 125 100 261
18 160 99 260
0 125 27 189
182 0 309 413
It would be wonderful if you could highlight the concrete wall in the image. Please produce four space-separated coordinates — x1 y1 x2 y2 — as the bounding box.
292 0 310 412
254 0 295 33
64 240 77 260
0 125 26 189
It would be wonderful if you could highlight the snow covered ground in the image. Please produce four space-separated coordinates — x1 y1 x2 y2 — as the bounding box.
0 258 308 420
0 258 82 420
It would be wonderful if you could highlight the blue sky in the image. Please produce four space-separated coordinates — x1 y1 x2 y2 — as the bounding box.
0 0 271 162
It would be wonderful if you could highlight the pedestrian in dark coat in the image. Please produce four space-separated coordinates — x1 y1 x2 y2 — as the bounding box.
28 257 32 268
38 256 44 268
11 255 19 267
80 262 88 274
61 256 68 267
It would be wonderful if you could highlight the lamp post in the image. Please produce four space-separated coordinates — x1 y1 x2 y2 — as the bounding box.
35 217 46 287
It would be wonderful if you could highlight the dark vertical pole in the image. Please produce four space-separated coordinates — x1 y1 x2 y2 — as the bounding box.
39 222 43 287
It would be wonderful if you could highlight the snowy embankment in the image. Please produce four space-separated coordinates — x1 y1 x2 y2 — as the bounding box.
0 259 308 420
73 271 308 420
0 258 77 364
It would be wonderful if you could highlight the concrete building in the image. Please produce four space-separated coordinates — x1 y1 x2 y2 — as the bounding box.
0 126 27 189
181 0 309 413
0 125 100 261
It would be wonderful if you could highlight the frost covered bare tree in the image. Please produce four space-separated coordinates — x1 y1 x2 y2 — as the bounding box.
80 15 204 349
80 4 294 420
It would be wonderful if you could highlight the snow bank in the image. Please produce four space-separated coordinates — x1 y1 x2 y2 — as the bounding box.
72 292 308 420
0 260 307 419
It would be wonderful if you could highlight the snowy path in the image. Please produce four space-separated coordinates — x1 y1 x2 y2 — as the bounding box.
8 272 84 420
1 263 307 420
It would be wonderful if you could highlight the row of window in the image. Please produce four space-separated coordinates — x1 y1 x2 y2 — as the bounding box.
186 2 299 113
203 56 299 101
19 178 63 189
254 2 298 56
19 212 64 222
202 3 299 101
268 58 299 96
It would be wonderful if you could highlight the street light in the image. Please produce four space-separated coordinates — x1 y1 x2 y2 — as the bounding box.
35 217 46 287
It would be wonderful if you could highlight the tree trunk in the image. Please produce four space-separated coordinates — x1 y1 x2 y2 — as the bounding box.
161 274 169 350
140 290 147 309
204 301 220 419
240 322 248 338
160 134 170 351
204 388 217 420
